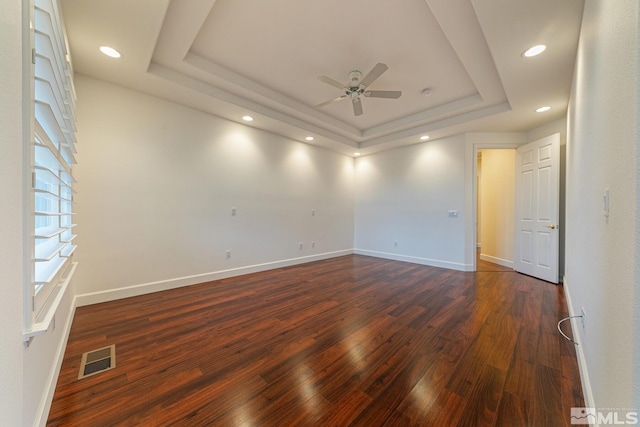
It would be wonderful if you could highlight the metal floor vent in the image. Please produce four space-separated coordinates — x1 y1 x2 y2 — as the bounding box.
78 344 116 379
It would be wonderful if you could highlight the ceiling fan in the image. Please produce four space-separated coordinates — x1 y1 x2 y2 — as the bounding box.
315 63 402 116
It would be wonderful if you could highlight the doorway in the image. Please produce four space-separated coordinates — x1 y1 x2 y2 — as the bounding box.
476 149 517 272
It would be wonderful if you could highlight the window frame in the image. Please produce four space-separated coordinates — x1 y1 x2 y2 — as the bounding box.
23 0 78 340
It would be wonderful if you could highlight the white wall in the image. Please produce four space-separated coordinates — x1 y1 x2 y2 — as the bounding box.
354 135 468 270
73 76 355 302
565 0 639 408
0 1 26 424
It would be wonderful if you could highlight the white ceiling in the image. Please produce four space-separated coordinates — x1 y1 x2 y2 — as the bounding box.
60 0 584 156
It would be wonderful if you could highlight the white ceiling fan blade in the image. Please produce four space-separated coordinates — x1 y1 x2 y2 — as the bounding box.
317 75 347 89
360 63 388 88
364 90 402 99
316 95 347 108
352 97 363 116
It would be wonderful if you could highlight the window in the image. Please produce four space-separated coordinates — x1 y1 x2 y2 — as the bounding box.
25 0 77 338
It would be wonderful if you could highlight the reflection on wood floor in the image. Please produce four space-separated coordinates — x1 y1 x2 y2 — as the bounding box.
48 254 583 426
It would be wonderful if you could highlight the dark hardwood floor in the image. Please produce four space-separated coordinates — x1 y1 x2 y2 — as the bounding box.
48 255 584 426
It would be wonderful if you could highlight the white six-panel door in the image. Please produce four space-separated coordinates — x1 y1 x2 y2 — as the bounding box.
514 134 560 283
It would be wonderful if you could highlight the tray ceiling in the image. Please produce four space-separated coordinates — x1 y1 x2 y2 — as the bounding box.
61 0 584 156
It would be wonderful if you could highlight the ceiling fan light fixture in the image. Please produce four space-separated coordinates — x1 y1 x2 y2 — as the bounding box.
316 63 401 117
523 44 546 57
348 70 363 84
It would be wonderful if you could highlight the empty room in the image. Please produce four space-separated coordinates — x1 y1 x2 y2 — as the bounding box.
2 0 639 426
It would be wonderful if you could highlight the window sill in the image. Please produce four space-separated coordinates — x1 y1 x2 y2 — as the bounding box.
23 262 77 343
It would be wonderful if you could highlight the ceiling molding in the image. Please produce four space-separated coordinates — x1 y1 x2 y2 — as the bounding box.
425 0 507 104
184 53 362 136
360 102 512 149
151 0 218 65
362 94 484 137
61 0 584 156
148 63 360 148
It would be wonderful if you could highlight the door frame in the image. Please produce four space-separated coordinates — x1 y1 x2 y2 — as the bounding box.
469 142 521 272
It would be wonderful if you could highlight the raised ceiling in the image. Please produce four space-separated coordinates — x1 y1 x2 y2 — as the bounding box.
60 0 584 156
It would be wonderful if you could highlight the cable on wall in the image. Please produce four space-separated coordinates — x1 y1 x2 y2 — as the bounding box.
557 315 583 345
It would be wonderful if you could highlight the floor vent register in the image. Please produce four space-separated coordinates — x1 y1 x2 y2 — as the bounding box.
78 344 116 379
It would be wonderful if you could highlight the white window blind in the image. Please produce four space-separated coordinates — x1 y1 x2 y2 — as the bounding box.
28 0 78 327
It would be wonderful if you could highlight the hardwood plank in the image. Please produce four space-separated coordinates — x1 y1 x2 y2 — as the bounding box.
537 313 562 368
418 389 467 427
483 313 521 371
513 325 540 363
503 354 535 401
454 363 507 427
494 392 532 427
315 389 372 426
47 255 583 426
397 354 458 422
530 363 564 426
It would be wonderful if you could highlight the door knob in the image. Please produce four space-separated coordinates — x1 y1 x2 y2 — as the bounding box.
546 224 557 230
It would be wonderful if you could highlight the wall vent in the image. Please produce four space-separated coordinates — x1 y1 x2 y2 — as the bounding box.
78 344 116 379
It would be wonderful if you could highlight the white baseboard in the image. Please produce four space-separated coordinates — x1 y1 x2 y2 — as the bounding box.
354 249 472 271
75 249 354 307
479 253 514 269
562 277 596 410
35 290 77 427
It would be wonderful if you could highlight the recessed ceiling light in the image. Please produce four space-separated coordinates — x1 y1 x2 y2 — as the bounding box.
354 152 361 157
242 115 254 122
536 106 551 113
99 46 121 58
421 88 433 96
420 135 430 141
523 44 546 58
305 136 314 141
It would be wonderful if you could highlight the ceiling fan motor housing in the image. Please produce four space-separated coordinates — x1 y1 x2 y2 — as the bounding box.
348 70 363 86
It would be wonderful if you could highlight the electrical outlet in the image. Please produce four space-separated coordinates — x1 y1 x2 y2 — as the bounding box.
231 207 237 216
394 241 398 247
226 250 231 259
581 307 586 330
311 241 315 248
299 242 303 250
312 209 315 216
